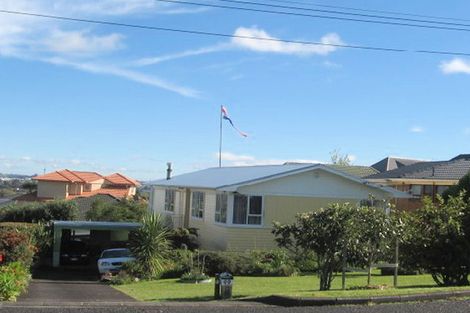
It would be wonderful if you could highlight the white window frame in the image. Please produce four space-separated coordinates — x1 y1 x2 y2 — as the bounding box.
232 194 263 226
191 191 205 219
215 193 228 224
164 189 176 212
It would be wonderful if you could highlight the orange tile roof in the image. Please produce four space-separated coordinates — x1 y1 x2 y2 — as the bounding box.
67 188 131 200
34 169 103 183
105 173 140 186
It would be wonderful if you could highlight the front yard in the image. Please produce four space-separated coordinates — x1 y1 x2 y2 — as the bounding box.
114 273 470 302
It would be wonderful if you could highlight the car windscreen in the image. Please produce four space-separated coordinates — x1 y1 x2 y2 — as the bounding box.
101 249 132 258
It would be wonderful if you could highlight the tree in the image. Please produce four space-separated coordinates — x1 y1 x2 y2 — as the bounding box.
443 172 470 203
21 181 37 193
85 199 147 222
273 203 356 290
330 149 352 166
129 213 171 279
403 194 470 286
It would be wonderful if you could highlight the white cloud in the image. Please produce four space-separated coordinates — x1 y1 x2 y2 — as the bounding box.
440 58 470 75
43 30 124 55
410 126 424 133
232 26 343 56
44 57 201 98
133 43 230 66
217 152 324 167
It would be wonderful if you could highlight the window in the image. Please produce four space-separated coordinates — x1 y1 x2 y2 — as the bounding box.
164 189 175 212
215 193 228 223
423 185 434 197
410 185 423 197
191 191 205 219
233 194 263 225
437 185 449 195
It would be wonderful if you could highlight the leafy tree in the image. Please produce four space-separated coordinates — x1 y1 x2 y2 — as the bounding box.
129 214 171 279
85 199 147 222
443 172 470 202
330 149 352 166
21 181 37 193
402 194 470 286
273 203 356 290
0 201 78 223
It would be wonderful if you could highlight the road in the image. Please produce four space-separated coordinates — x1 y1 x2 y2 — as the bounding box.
3 300 470 313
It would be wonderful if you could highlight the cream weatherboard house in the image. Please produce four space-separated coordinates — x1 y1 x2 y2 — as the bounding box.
149 164 409 251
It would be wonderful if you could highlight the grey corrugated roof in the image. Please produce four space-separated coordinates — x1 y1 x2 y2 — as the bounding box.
150 163 382 189
150 164 316 189
371 157 422 173
367 159 470 180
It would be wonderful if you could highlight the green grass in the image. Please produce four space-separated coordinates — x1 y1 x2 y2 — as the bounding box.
114 272 470 302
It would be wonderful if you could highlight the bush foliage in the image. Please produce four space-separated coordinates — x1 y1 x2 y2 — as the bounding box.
86 199 147 222
0 262 30 301
0 201 78 223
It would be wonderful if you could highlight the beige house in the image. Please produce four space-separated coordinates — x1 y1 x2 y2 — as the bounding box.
22 169 139 201
149 164 409 251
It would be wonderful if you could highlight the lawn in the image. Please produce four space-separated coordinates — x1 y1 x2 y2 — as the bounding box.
114 272 470 302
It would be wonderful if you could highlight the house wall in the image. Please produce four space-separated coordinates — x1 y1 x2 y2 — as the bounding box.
90 179 105 191
37 181 68 199
68 183 83 196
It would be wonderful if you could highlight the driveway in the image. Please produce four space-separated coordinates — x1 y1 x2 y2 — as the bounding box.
17 268 136 304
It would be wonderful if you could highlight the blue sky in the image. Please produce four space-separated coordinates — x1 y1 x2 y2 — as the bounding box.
1 0 470 180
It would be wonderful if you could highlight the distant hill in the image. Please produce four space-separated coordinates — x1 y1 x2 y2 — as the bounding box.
0 173 33 180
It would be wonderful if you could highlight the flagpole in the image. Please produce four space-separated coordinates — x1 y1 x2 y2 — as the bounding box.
219 105 223 168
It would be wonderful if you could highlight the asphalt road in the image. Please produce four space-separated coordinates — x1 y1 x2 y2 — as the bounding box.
3 300 470 313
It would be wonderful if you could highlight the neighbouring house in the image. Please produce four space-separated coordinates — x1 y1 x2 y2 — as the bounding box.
366 154 470 210
149 163 409 251
371 157 422 173
12 170 140 215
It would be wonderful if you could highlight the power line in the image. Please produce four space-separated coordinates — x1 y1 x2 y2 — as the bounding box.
264 0 470 23
155 0 470 33
212 0 470 29
1 9 470 57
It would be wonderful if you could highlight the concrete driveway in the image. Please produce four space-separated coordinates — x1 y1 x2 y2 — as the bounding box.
17 268 136 304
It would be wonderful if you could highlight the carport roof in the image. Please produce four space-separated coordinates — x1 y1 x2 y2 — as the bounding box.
53 221 141 230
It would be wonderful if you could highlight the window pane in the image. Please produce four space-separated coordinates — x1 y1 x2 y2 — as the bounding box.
248 216 262 225
423 185 433 196
233 195 247 224
215 193 227 223
249 196 262 215
191 192 204 218
165 189 175 212
437 186 449 195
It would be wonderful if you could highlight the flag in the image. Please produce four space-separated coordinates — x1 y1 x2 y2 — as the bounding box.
221 105 248 137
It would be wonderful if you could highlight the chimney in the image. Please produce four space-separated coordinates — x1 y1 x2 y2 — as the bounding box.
166 162 172 180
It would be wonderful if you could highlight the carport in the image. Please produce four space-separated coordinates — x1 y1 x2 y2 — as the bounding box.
52 221 141 267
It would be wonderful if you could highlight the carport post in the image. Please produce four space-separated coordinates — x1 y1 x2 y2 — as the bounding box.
52 223 62 267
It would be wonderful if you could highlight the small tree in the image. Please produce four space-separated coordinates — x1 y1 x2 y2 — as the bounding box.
273 203 356 290
330 149 352 166
129 214 171 279
21 181 37 193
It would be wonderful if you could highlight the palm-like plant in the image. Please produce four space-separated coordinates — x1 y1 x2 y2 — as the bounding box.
129 213 170 279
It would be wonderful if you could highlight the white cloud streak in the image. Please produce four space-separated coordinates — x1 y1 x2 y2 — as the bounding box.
44 57 201 98
440 58 470 75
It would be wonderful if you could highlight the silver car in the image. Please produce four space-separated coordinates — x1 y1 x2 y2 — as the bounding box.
97 248 135 274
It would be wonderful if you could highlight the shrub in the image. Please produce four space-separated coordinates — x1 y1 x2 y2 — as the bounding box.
169 228 199 250
86 199 147 222
0 223 38 268
0 201 78 223
180 272 210 283
0 262 30 301
401 194 470 286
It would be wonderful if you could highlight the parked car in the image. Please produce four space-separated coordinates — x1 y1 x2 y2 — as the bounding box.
97 248 135 274
60 240 90 265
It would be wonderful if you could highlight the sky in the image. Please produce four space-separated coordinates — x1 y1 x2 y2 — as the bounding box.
1 0 470 181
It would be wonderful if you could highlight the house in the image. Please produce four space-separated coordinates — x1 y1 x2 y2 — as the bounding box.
366 154 470 210
14 169 139 202
149 163 409 251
